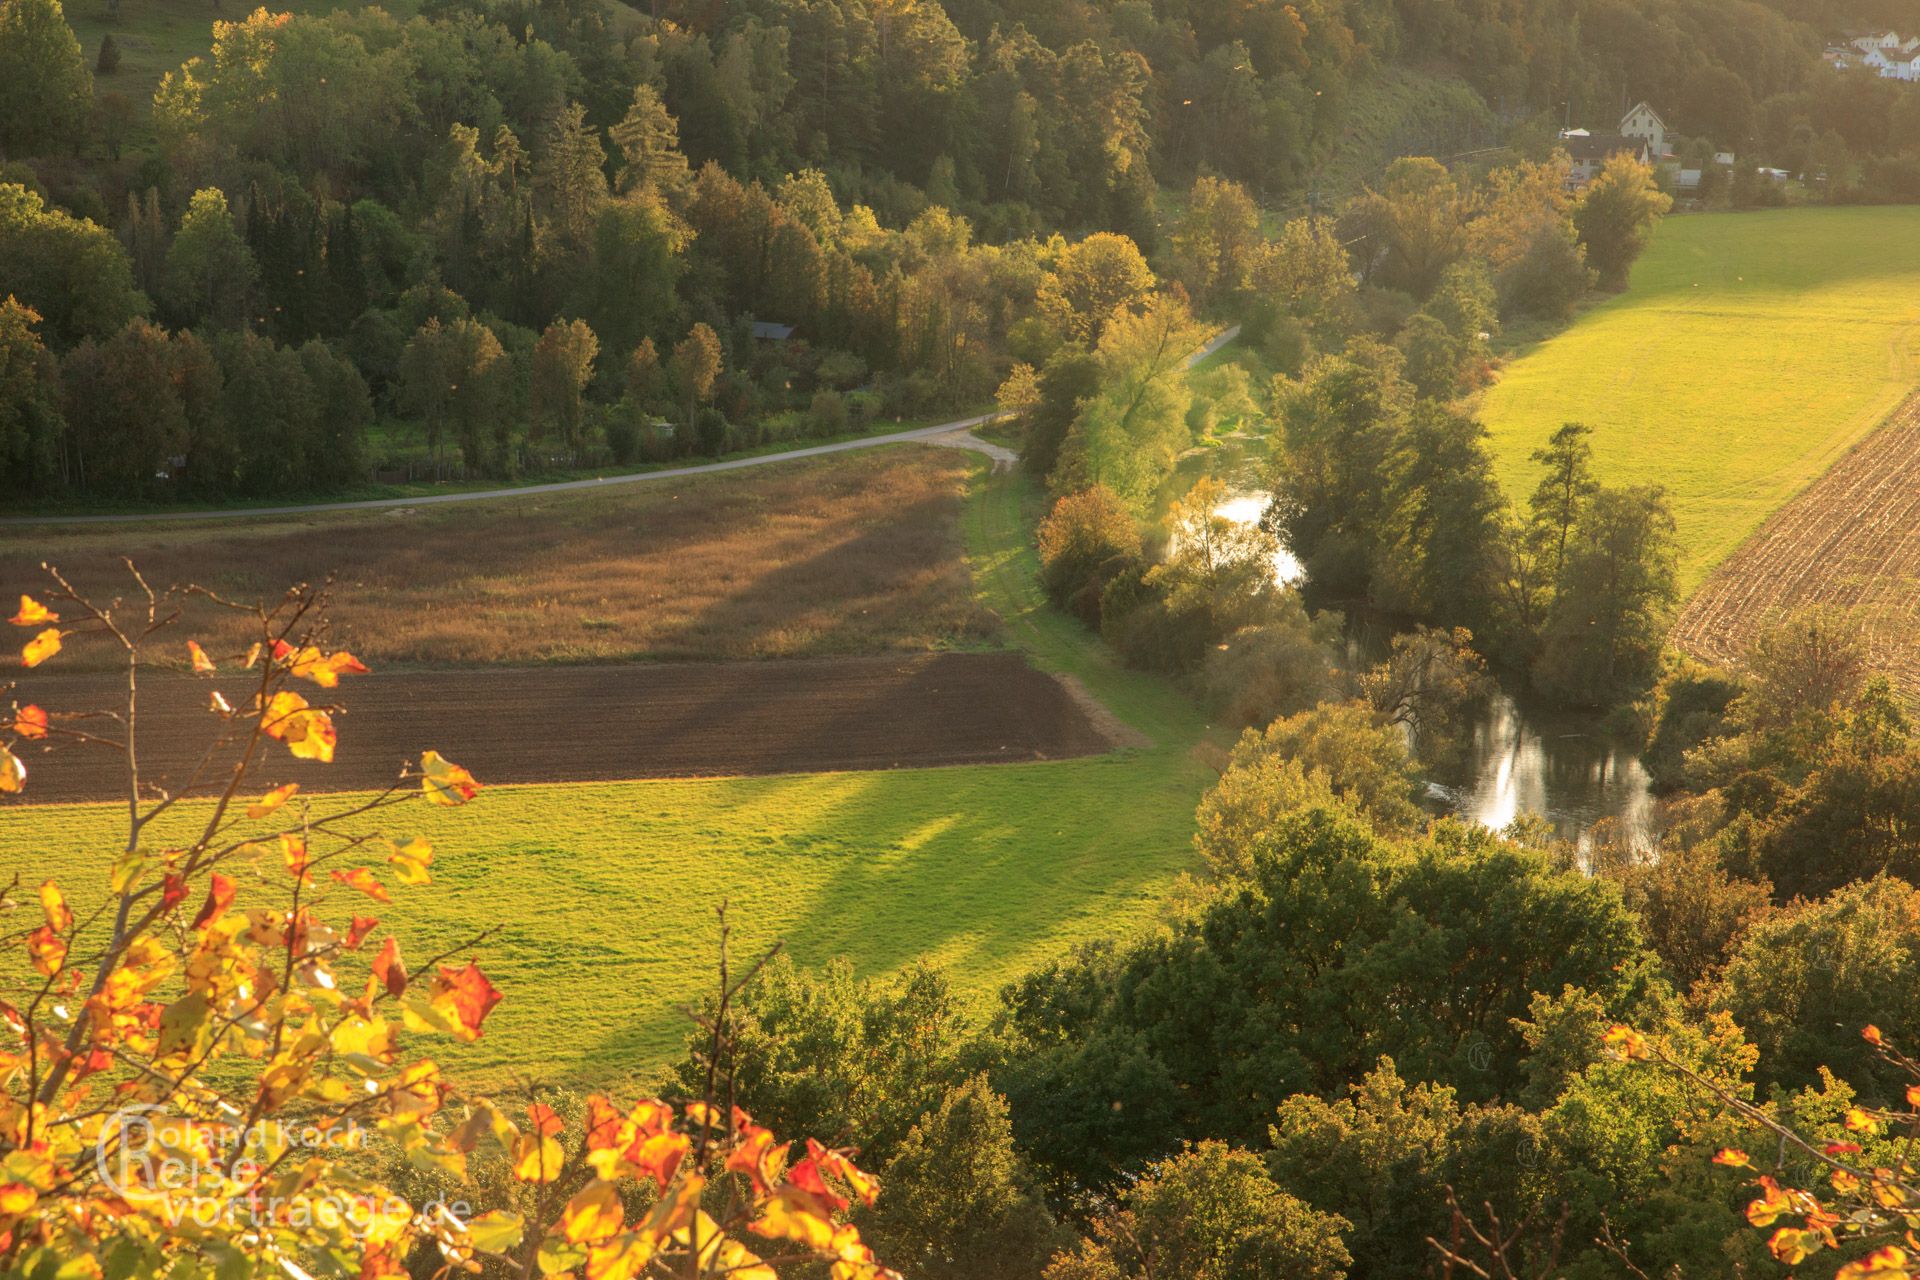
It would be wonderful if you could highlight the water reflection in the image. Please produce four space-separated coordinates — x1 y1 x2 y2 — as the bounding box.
1180 449 1656 851
1210 493 1305 586
1428 692 1656 852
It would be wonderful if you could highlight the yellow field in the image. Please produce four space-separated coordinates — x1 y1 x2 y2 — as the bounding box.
1479 207 1920 594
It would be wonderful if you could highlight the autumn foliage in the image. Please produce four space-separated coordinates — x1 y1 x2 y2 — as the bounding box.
0 566 898 1279
1605 1019 1920 1280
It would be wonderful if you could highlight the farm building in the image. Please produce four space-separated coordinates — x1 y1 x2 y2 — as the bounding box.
1558 128 1653 187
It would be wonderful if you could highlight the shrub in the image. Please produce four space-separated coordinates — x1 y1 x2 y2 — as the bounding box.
1036 486 1142 623
809 387 849 437
1201 607 1341 730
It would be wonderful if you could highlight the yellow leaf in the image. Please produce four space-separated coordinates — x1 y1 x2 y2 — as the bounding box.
561 1179 623 1244
8 596 55 627
465 1210 524 1254
388 836 434 886
0 746 23 794
209 690 233 715
248 783 299 820
261 691 336 763
421 750 481 806
1847 1106 1884 1135
20 629 61 668
281 834 311 883
187 640 216 674
38 881 71 932
511 1134 565 1184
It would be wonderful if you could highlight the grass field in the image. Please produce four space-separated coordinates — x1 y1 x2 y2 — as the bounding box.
66 0 382 154
1477 207 1920 594
0 465 1215 1084
5 448 996 670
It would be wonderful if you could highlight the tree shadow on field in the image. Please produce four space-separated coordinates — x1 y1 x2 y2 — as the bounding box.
581 752 1200 1074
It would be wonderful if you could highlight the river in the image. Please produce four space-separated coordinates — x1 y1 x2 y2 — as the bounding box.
1179 441 1655 850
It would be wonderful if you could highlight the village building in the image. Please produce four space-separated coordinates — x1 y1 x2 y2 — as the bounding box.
1555 103 1672 188
1838 32 1920 78
1619 101 1668 161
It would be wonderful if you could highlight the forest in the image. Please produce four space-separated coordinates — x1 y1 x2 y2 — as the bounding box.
4 0 1920 504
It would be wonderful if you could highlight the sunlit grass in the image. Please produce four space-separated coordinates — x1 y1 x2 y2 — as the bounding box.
1478 207 1920 594
0 466 1215 1085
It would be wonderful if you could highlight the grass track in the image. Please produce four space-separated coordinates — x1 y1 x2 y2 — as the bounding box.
0 465 1213 1084
1478 207 1920 595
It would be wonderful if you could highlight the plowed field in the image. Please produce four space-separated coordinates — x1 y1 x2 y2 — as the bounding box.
1674 393 1920 696
10 652 1120 804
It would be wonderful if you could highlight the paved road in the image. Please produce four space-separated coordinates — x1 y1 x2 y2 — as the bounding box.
5 326 1238 528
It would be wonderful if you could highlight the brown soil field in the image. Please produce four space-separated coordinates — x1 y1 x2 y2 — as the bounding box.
1674 394 1920 696
0 447 995 673
7 652 1119 804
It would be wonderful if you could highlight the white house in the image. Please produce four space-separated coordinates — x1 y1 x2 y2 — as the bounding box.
1557 128 1653 187
1619 102 1669 160
1841 34 1920 79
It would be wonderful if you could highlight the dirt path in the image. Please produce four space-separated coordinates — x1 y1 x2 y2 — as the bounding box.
3 328 1237 529
7 653 1124 804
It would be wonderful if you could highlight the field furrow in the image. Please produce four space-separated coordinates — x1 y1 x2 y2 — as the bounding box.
1673 394 1920 694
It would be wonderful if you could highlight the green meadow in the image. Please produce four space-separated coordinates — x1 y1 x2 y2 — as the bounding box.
0 467 1215 1083
1478 206 1920 593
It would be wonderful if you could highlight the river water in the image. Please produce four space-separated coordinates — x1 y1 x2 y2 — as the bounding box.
1180 442 1655 849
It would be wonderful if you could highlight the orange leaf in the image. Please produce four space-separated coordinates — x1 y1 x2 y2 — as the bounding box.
248 783 299 820
8 596 55 627
190 873 236 930
26 927 65 977
346 915 379 949
371 936 407 997
1713 1148 1751 1169
527 1102 565 1137
0 746 23 794
421 751 480 806
38 881 72 932
282 834 311 883
1747 1177 1792 1227
329 867 390 903
187 641 216 674
433 961 502 1040
13 705 46 740
1865 1024 1885 1046
1838 1245 1912 1279
632 1130 691 1191
20 629 60 668
1602 1024 1649 1060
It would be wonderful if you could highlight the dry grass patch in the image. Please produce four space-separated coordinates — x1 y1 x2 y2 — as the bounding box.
0 447 997 670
